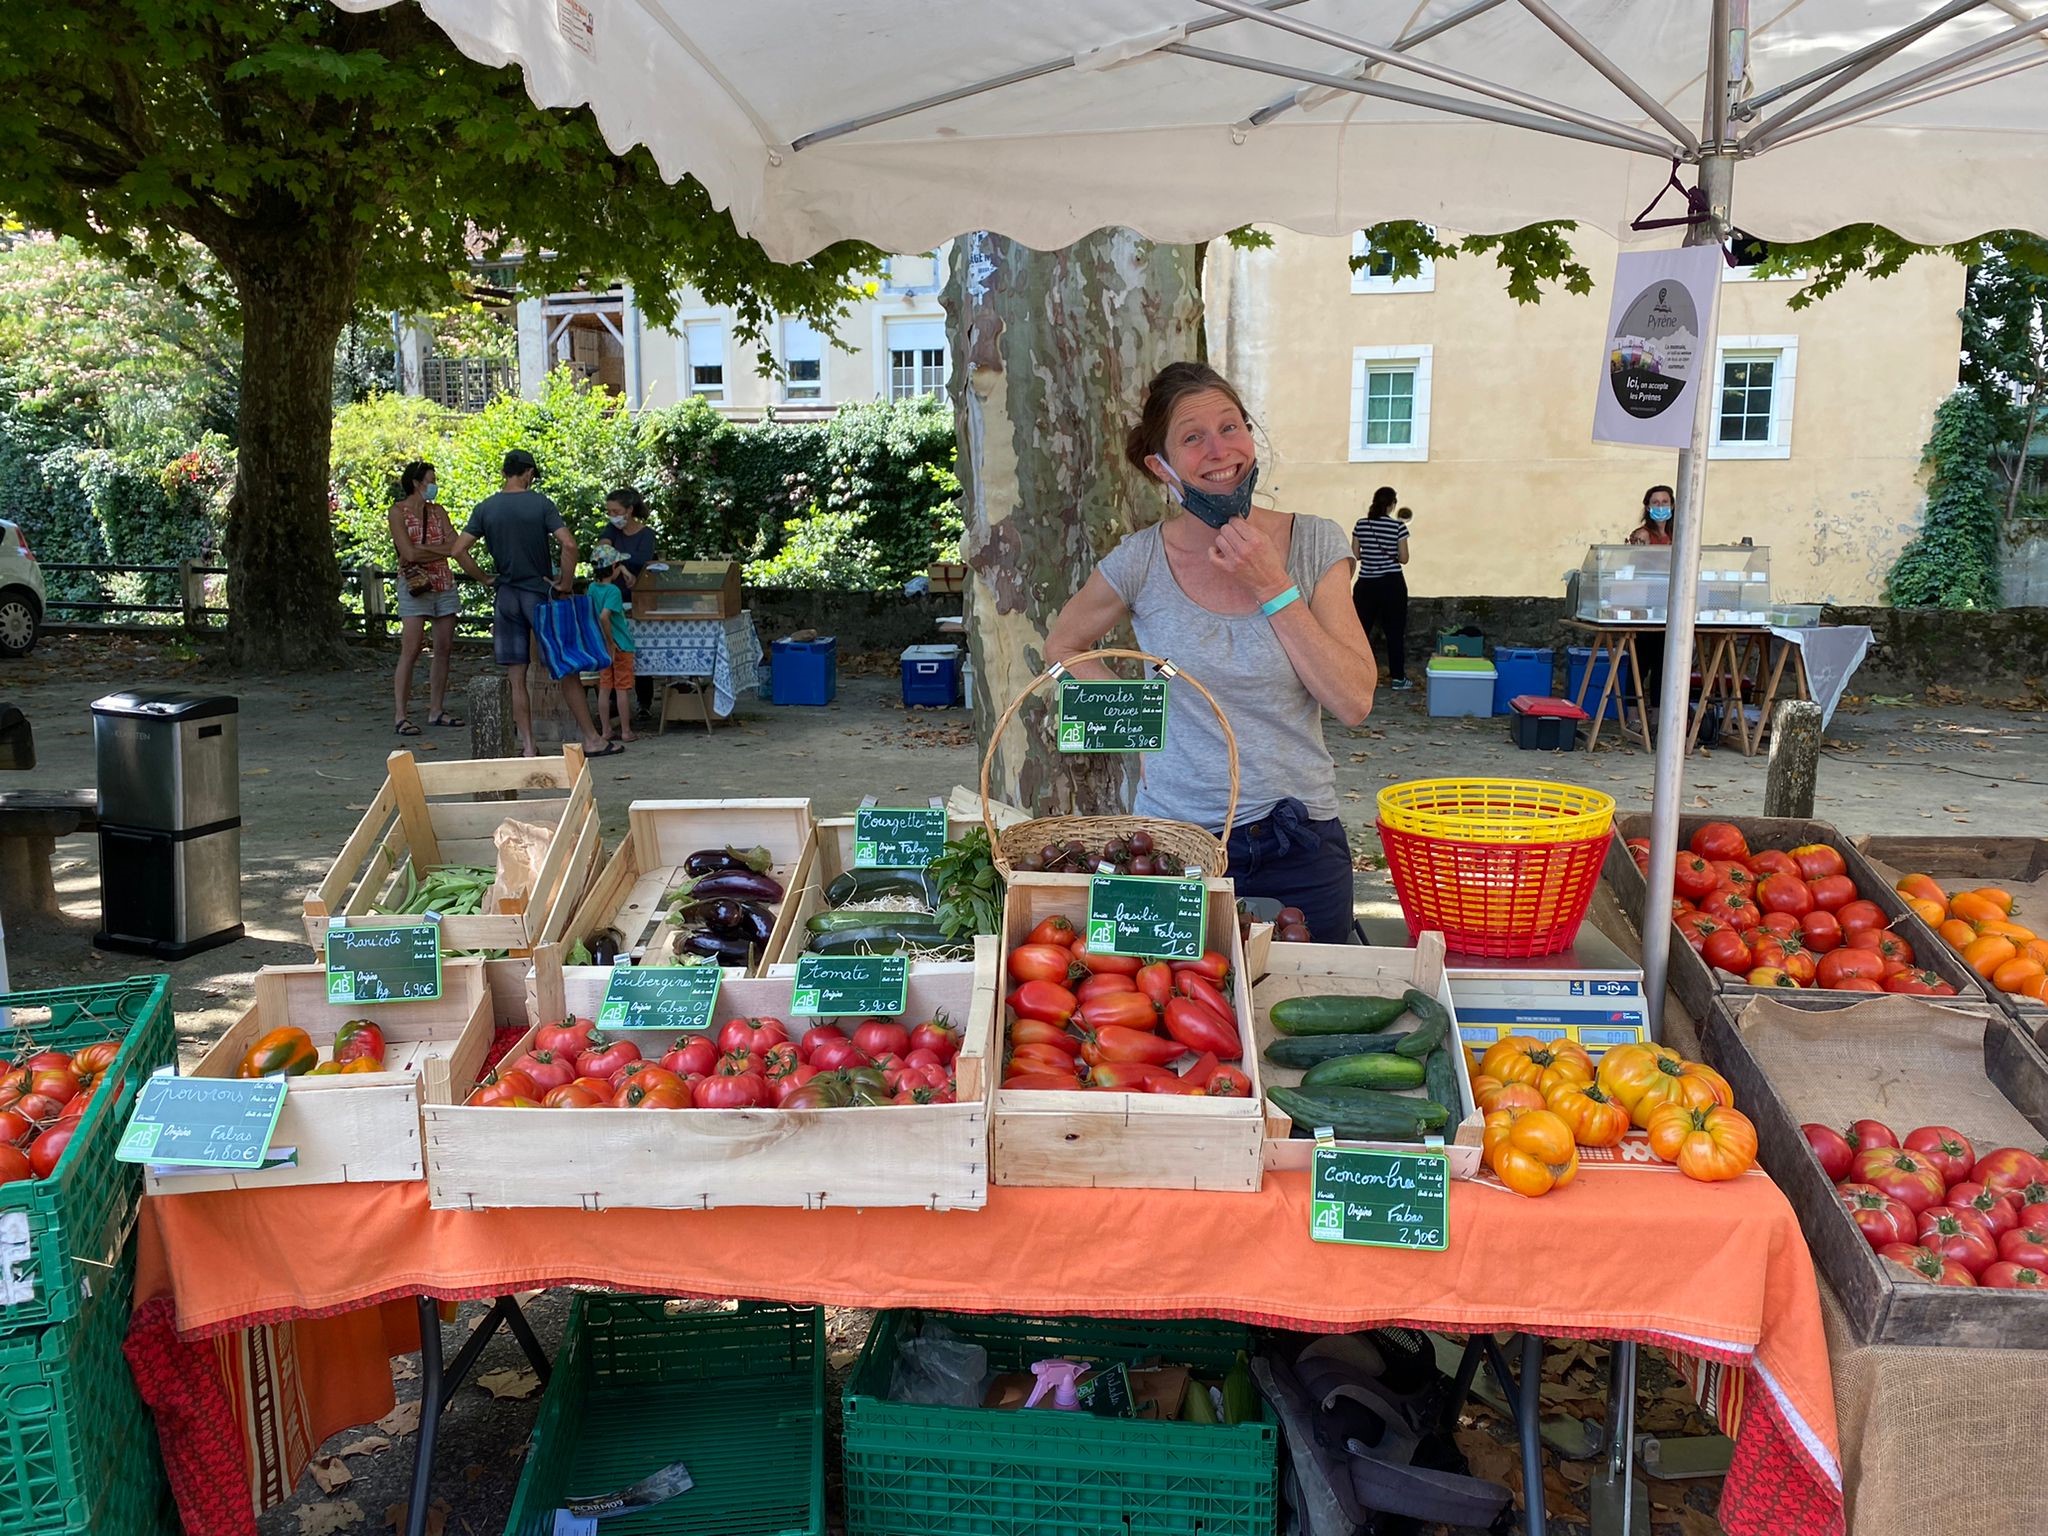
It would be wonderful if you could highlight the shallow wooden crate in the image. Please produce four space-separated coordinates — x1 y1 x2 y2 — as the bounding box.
1700 992 2048 1348
1253 934 1484 1180
146 960 493 1195
303 748 603 955
991 873 1264 1192
424 938 997 1211
562 799 815 977
630 561 742 619
1604 813 1985 1023
768 813 980 971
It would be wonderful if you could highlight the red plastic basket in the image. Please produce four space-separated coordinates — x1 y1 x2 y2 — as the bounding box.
1377 821 1612 958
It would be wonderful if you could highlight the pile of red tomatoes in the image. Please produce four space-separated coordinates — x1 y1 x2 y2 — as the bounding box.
0 1039 122 1183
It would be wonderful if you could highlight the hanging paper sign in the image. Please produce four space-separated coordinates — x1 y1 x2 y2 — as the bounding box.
597 964 723 1033
114 1076 287 1169
1591 245 1724 450
1309 1140 1449 1251
853 807 948 869
1057 679 1168 753
1086 875 1206 960
791 954 909 1017
325 922 442 1004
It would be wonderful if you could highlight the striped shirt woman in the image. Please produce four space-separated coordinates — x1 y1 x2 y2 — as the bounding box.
1351 514 1408 577
1351 488 1413 687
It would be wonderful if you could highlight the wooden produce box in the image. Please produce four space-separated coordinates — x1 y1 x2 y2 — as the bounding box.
630 561 742 619
563 799 815 976
1604 813 1984 1021
424 939 998 1211
304 748 603 955
1855 834 2048 1038
1700 993 2047 1348
146 960 493 1195
992 873 1264 1192
1253 933 1484 1179
926 562 968 594
768 812 980 972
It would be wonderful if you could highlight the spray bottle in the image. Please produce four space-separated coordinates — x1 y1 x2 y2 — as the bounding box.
1024 1358 1088 1410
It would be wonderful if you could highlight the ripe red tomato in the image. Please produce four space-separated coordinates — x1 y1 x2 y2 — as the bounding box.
1689 822 1750 863
1973 1147 2048 1200
1979 1261 2048 1289
1007 943 1079 985
1817 947 1886 989
26 1123 74 1179
1850 1118 1899 1152
1883 967 1955 996
1673 912 1724 955
1801 1123 1854 1181
1849 928 1914 970
797 1025 846 1061
716 1047 761 1079
1708 861 1758 896
70 1041 120 1079
0 1144 34 1185
509 1050 574 1091
1075 974 1137 1002
1756 873 1814 917
542 1082 608 1108
0 1109 33 1145
1781 949 1819 987
1798 910 1844 953
474 1069 540 1107
1878 1243 1976 1286
1946 1183 2021 1237
27 1069 79 1106
1790 843 1847 881
661 1035 719 1078
908 1019 961 1062
2021 1199 2048 1232
1024 915 1079 949
852 1020 911 1060
535 1018 596 1056
1703 891 1763 933
1806 876 1857 913
718 1017 788 1056
1838 1184 1916 1248
1069 942 1143 977
576 1039 641 1079
1835 899 1887 937
1917 1205 1999 1275
772 1063 819 1105
1759 911 1802 940
615 1081 691 1109
694 1071 766 1109
1702 928 1755 976
1747 934 1789 970
1902 1125 1976 1185
2000 1226 2048 1268
810 1038 869 1072
1853 1148 1948 1212
760 1043 804 1084
1673 853 1718 901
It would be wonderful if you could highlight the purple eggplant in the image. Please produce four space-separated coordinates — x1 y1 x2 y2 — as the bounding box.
702 897 748 935
683 930 754 964
684 845 775 877
738 901 776 947
689 869 784 903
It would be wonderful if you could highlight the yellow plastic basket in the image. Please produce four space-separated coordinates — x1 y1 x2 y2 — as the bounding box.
1376 779 1616 846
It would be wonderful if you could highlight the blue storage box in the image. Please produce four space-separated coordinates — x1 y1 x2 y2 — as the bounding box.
900 644 963 708
1426 658 1496 718
1491 646 1554 715
771 636 838 706
1564 645 1625 722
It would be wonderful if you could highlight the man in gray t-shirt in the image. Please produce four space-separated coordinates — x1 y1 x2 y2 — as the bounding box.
450 450 616 759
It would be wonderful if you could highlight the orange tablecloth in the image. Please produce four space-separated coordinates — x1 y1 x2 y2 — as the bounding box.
133 1163 1842 1535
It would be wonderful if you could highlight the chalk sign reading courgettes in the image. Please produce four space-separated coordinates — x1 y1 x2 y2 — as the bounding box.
853 807 948 869
1057 679 1168 753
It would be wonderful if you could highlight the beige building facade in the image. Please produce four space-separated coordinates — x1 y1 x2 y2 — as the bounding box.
1206 229 1965 604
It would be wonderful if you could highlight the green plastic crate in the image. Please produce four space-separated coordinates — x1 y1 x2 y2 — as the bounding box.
0 1248 165 1535
843 1313 1278 1536
0 977 175 1336
505 1299 823 1536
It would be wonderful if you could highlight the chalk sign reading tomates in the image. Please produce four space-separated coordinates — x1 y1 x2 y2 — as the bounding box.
853 807 948 869
325 922 441 1004
1086 874 1206 960
1310 1142 1449 1251
1057 679 1168 753
790 953 909 1017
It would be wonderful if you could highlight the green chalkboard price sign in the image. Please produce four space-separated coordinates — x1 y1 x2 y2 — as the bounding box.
114 1075 288 1169
1086 874 1207 960
1309 1140 1450 1251
1057 679 1168 753
597 963 723 1033
790 953 909 1017
325 922 442 1005
853 807 948 869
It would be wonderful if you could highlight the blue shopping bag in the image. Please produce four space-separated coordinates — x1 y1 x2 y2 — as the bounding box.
532 592 610 680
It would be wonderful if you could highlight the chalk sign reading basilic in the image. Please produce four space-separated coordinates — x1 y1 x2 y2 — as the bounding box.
790 953 909 1017
853 807 948 869
114 1075 287 1169
1310 1139 1449 1251
1086 874 1206 960
1057 679 1168 753
597 963 723 1034
325 921 441 1005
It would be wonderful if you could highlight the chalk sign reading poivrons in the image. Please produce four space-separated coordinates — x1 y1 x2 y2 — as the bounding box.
114 1076 287 1169
1310 1142 1449 1251
1086 874 1206 960
790 953 909 1017
1057 679 1168 753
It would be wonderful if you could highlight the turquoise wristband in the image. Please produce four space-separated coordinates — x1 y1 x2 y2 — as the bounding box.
1260 584 1303 618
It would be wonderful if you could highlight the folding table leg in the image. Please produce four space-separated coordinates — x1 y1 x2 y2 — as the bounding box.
408 1294 552 1533
1479 1333 1547 1536
1586 1340 1649 1536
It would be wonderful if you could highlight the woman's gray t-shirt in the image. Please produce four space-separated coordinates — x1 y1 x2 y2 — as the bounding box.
1097 514 1353 833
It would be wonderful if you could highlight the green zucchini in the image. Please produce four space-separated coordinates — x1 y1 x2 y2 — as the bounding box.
1393 987 1452 1059
1262 1032 1414 1069
807 925 959 956
1180 1379 1217 1425
1423 1045 1463 1121
1300 1053 1427 1091
807 908 940 936
1268 994 1409 1036
1221 1353 1257 1427
1269 1085 1447 1139
825 868 936 907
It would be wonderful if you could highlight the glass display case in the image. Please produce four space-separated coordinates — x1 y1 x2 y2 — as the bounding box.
1574 545 1770 625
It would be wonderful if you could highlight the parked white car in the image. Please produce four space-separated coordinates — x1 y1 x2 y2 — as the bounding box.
0 519 44 657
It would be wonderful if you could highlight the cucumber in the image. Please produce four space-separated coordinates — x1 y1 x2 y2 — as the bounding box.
808 908 940 936
1423 1045 1463 1121
1393 987 1453 1059
1222 1353 1257 1427
1300 1053 1427 1091
1268 994 1410 1036
1269 1085 1447 1139
826 868 936 907
1262 1033 1414 1069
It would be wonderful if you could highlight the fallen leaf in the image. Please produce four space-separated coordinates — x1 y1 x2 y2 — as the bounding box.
475 1367 541 1400
382 1500 449 1536
392 1356 420 1381
309 1455 353 1493
334 1436 391 1458
376 1400 421 1436
1677 1508 1726 1536
1688 795 1711 808
464 1464 485 1485
1940 805 1969 813
296 1499 364 1536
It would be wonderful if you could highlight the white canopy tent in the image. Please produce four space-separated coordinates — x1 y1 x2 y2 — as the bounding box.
347 0 2048 1027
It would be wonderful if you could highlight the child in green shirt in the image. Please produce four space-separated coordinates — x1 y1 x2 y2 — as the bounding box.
586 544 638 743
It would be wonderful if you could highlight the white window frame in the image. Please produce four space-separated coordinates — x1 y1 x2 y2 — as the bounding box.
1351 229 1436 294
780 316 826 404
1709 335 1798 461
680 318 727 403
1349 345 1433 463
883 317 947 402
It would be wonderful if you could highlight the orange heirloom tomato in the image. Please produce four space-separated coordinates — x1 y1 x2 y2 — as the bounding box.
1597 1043 1732 1128
1644 1103 1759 1182
1471 1072 1505 1110
1895 873 1949 910
1484 1108 1580 1198
1544 1079 1629 1149
1480 1036 1593 1094
1950 892 2008 928
1939 918 1979 951
238 1026 318 1079
1968 886 2016 917
1487 1083 1547 1114
339 1056 385 1074
1962 935 2019 979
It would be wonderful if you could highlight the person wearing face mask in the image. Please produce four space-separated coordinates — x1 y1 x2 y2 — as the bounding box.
602 487 661 719
1626 483 1676 709
1045 362 1379 943
388 459 487 736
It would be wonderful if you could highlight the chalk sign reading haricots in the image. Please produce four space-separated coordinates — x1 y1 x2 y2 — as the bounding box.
1309 1141 1449 1251
597 963 723 1034
325 922 441 1005
853 807 948 869
114 1075 287 1169
1057 679 1168 753
790 953 909 1017
1086 874 1206 960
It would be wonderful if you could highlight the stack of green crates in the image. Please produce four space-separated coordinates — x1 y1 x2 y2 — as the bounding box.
505 1297 824 1536
842 1312 1278 1536
0 976 178 1536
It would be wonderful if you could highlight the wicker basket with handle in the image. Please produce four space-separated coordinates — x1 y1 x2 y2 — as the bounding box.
978 647 1239 878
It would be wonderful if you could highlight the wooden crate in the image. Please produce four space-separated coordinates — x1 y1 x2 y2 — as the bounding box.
1253 934 1484 1179
1604 813 1985 1021
630 561 742 619
145 960 493 1194
1700 992 2048 1348
424 939 997 1211
926 562 968 594
991 874 1264 1192
303 748 603 955
1854 834 2048 1037
768 813 980 971
563 799 815 977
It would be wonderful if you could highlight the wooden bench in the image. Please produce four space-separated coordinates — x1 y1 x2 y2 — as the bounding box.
0 789 97 924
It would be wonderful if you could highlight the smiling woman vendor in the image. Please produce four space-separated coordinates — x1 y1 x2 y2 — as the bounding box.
1045 362 1378 943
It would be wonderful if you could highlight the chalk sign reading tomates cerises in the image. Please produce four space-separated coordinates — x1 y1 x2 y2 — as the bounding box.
1057 679 1168 753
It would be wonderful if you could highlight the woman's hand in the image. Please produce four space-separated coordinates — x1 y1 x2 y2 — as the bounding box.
1207 518 1289 603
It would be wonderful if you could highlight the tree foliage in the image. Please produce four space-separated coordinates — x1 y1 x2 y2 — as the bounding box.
1887 389 2003 610
1957 238 2048 517
1356 220 1596 303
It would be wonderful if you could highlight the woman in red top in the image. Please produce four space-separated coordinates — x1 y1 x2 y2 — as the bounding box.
389 460 486 734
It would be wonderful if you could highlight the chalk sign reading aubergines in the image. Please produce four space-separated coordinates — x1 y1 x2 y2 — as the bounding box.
852 807 948 869
1086 874 1206 960
1310 1141 1449 1251
597 963 723 1034
324 921 441 1005
790 953 909 1017
1057 679 1167 753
